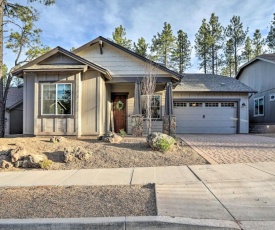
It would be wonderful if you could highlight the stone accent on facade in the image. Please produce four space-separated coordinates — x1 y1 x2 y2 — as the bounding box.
249 124 275 133
131 115 143 137
163 115 176 138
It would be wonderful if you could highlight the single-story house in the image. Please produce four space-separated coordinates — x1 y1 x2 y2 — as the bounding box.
5 85 23 135
236 54 275 133
12 36 254 136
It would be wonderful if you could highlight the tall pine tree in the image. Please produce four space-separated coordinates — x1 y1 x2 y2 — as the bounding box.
222 38 235 77
252 29 265 58
171 30 191 74
225 16 248 75
151 22 176 68
133 37 148 57
112 25 132 49
242 37 253 62
208 13 223 74
266 13 275 52
195 18 211 74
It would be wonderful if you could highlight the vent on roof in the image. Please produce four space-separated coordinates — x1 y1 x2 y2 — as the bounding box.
220 83 225 86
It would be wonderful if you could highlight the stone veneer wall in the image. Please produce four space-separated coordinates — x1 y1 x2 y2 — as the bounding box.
131 115 143 137
163 115 176 138
249 124 275 133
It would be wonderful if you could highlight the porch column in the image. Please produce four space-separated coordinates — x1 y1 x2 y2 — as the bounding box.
75 72 82 137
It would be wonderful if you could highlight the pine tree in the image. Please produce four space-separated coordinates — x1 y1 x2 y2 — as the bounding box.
112 25 132 50
171 30 191 74
222 38 235 77
266 13 275 52
195 18 211 74
151 22 176 68
252 29 265 58
225 16 248 75
0 0 54 137
133 37 148 57
208 13 223 74
242 37 253 62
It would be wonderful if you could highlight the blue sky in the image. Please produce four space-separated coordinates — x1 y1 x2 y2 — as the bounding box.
4 0 275 72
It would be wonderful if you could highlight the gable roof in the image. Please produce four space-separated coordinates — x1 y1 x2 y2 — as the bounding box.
72 36 181 81
6 86 23 109
236 53 275 79
12 46 112 80
174 74 256 93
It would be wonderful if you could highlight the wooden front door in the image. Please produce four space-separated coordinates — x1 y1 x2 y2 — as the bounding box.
113 95 127 133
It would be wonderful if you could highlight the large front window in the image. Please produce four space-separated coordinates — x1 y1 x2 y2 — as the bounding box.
42 83 72 115
141 95 161 119
254 97 264 116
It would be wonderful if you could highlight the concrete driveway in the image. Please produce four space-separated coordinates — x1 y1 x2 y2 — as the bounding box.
180 134 275 164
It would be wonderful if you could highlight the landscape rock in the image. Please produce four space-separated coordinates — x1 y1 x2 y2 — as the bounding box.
146 132 175 152
98 132 123 143
0 160 13 169
63 146 92 163
50 136 67 143
14 154 48 168
10 146 27 162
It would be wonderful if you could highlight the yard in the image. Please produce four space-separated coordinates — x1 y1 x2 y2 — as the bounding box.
0 136 208 171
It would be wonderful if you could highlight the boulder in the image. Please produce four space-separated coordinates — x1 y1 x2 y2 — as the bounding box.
0 160 13 169
14 154 48 168
146 132 175 152
50 136 67 143
63 146 92 163
10 146 27 162
98 132 123 143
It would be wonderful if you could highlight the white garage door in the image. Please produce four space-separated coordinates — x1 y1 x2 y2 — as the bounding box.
174 101 237 134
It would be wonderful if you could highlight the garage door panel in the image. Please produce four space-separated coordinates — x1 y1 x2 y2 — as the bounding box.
174 101 237 134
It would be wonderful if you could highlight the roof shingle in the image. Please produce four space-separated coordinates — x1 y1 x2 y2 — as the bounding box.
6 87 23 109
174 74 256 93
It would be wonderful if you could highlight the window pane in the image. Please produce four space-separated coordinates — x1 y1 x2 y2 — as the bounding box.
57 84 72 115
254 99 259 115
42 84 56 114
259 98 264 115
141 95 161 119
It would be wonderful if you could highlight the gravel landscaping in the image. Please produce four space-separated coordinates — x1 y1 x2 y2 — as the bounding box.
0 136 208 171
0 185 156 218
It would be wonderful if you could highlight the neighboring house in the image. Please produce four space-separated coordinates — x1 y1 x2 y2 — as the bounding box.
173 74 255 134
12 36 253 136
5 85 23 135
236 54 275 133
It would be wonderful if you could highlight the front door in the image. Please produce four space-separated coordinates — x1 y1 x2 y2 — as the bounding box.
113 95 127 133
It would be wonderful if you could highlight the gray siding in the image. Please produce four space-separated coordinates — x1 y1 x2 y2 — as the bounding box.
249 89 275 124
238 60 275 125
239 60 275 92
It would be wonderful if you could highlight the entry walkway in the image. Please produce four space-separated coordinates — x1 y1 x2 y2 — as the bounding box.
181 134 275 164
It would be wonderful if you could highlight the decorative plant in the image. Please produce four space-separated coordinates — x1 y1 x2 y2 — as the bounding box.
39 159 53 169
119 129 127 137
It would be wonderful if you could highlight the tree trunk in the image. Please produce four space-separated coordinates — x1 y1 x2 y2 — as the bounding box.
234 41 237 75
0 1 4 137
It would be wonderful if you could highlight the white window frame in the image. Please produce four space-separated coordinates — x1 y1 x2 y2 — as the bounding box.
270 93 275 101
254 96 264 117
41 83 73 116
141 94 162 119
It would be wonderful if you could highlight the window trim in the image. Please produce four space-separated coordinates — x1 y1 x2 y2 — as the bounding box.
141 94 162 120
41 83 73 116
254 96 264 117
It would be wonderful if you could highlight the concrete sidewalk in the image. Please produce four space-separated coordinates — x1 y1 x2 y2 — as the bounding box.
1 162 275 229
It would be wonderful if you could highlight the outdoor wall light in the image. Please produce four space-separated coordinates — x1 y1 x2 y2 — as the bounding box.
242 102 246 107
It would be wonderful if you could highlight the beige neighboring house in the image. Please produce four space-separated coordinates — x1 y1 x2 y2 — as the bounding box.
5 85 23 135
12 36 254 136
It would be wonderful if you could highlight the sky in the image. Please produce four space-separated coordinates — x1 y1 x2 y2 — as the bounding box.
4 0 275 73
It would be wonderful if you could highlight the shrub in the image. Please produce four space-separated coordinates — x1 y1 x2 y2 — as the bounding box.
157 137 175 152
39 159 53 169
119 129 127 137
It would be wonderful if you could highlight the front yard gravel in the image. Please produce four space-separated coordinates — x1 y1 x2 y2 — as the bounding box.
0 185 156 218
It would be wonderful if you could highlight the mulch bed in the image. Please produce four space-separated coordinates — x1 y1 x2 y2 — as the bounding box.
0 185 156 218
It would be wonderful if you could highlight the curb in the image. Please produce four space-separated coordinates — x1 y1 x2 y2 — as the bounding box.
0 216 241 229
